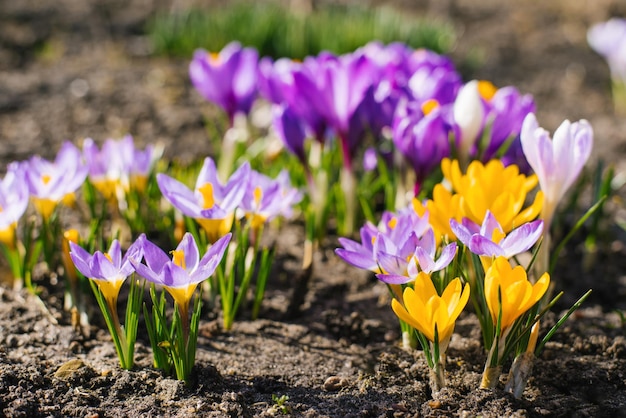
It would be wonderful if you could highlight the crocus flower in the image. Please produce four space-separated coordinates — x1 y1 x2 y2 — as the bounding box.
406 49 462 106
131 232 231 330
69 238 144 315
157 157 250 242
336 208 430 274
520 113 593 227
83 137 126 201
240 169 302 230
450 211 543 264
441 158 543 232
481 86 535 162
267 59 329 144
453 80 484 167
587 18 626 84
83 135 158 200
293 51 375 168
0 162 29 247
391 276 469 350
272 103 308 165
376 228 457 284
392 98 452 194
189 42 259 125
62 229 80 286
126 136 159 193
25 141 88 220
484 256 550 332
362 148 378 172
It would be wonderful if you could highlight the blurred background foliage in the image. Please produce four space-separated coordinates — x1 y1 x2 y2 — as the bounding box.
147 1 456 59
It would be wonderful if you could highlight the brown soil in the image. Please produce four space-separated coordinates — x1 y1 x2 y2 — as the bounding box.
2 0 626 417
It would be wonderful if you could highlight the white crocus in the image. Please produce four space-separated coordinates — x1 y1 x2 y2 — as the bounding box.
453 80 484 169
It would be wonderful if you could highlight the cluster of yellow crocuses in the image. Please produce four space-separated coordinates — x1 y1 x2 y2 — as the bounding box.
356 156 575 396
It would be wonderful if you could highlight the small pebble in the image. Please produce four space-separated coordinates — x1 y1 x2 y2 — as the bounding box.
428 400 442 409
323 376 348 391
54 359 85 379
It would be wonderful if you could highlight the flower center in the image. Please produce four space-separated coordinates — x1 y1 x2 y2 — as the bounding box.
478 80 497 101
209 52 221 64
42 174 51 185
421 99 440 116
171 249 186 269
253 186 263 207
198 183 215 210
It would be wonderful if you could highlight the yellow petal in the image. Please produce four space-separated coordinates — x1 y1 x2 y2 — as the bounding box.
391 297 427 339
32 197 57 220
165 284 198 311
196 213 235 243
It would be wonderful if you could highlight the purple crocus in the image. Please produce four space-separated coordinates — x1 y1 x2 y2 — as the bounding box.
335 208 431 274
392 98 452 194
406 48 462 106
157 157 250 242
450 211 544 262
376 228 457 284
70 239 144 311
25 141 88 220
0 162 29 247
272 103 308 165
588 18 626 84
189 42 259 125
83 135 158 200
481 86 535 162
131 232 231 327
240 169 302 230
293 51 375 168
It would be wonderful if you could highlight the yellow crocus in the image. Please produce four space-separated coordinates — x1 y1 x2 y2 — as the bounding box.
484 256 550 331
391 273 470 348
441 158 543 232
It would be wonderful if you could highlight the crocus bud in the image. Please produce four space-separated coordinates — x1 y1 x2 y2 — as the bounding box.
453 80 484 167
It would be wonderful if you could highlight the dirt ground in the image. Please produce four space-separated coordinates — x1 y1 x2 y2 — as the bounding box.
1 0 626 417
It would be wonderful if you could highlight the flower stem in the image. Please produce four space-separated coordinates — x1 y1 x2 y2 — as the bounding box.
429 359 446 396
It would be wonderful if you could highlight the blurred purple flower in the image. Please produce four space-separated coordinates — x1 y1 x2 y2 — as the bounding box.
482 86 535 162
272 103 307 164
25 141 88 219
189 42 259 125
392 98 452 193
363 148 378 172
293 52 376 167
406 49 462 105
588 18 626 83
0 163 29 246
240 169 302 229
83 135 158 199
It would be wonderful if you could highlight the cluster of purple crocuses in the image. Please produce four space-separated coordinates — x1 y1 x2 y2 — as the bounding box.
156 156 302 243
0 136 301 246
0 136 157 236
189 41 535 196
